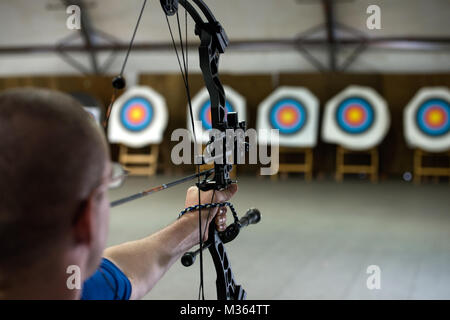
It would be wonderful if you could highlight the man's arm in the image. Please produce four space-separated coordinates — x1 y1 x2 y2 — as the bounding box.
103 185 237 300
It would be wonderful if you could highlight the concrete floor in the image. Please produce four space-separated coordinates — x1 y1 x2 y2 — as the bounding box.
107 175 450 300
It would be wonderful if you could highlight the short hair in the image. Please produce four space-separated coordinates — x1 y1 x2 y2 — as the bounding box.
0 88 108 269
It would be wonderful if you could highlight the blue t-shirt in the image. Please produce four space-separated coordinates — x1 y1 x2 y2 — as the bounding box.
81 258 132 300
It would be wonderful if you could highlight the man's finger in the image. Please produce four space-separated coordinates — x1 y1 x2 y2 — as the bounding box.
215 213 226 225
215 184 238 202
214 207 227 232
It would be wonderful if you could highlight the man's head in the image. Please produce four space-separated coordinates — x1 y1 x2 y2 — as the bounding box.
0 88 110 283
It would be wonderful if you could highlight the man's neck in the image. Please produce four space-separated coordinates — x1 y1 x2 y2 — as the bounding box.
0 250 85 300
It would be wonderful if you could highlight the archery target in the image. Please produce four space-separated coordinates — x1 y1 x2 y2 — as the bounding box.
404 87 450 152
322 86 390 150
416 99 449 137
108 86 168 148
335 97 374 134
270 99 307 134
257 87 319 147
120 97 153 132
188 86 246 143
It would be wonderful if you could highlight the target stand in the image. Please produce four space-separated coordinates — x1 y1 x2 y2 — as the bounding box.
270 146 313 181
335 146 379 183
403 87 450 183
413 149 450 184
119 144 160 176
257 87 320 181
322 86 389 183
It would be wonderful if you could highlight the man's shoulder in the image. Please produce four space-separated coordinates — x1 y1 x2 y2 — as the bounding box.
81 258 131 300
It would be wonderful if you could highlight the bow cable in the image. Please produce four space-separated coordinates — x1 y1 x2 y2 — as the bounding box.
104 0 148 127
164 8 211 300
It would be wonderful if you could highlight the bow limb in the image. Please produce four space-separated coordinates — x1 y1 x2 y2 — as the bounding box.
207 219 246 300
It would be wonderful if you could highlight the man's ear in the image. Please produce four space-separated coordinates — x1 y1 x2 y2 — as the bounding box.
72 195 96 245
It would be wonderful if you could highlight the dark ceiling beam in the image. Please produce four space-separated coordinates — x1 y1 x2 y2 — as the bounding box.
322 0 337 71
61 0 99 74
1 37 449 55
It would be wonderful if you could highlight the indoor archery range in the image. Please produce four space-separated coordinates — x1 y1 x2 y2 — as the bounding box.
0 0 449 301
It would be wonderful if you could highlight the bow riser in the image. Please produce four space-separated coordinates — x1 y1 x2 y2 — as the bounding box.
196 21 234 190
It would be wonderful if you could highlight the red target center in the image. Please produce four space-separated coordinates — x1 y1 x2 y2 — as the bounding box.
424 106 447 128
277 105 299 126
344 105 366 126
126 104 146 124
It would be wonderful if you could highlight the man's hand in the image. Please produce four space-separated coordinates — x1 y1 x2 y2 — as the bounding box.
104 184 238 300
184 184 238 241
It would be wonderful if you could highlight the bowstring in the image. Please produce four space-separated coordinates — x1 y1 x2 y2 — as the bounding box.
183 8 208 301
166 8 206 300
119 0 147 77
106 0 211 300
104 0 147 128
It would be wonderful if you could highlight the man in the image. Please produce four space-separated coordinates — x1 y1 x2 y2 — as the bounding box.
0 87 237 299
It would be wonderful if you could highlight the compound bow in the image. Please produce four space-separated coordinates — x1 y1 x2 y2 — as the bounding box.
106 0 261 300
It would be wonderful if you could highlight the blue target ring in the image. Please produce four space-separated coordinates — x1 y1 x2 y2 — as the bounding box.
269 98 307 135
120 97 153 132
416 99 449 137
199 100 234 130
336 97 374 134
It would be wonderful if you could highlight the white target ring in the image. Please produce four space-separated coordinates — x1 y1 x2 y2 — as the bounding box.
322 85 390 150
404 87 450 152
108 86 168 148
257 87 319 147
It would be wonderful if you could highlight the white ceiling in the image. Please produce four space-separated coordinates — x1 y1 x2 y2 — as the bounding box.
0 0 449 75
1 0 449 45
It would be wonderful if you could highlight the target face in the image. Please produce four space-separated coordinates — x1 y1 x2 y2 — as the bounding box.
269 98 307 135
416 99 449 137
322 86 390 150
108 86 168 148
404 87 450 152
336 97 374 134
189 86 246 143
199 100 234 130
120 97 153 132
257 87 319 147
